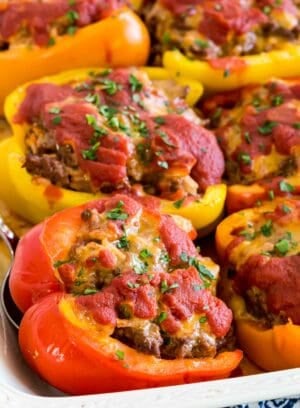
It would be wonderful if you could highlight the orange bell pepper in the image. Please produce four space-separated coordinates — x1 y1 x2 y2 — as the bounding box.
216 198 300 371
0 6 150 114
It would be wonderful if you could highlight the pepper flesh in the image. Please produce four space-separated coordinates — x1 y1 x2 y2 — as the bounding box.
0 7 150 114
216 199 300 371
163 47 300 92
0 67 226 231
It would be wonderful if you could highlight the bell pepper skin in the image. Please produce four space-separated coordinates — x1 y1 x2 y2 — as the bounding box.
226 177 300 214
215 199 300 371
12 195 242 395
0 67 226 231
19 292 242 395
0 7 150 114
163 47 300 92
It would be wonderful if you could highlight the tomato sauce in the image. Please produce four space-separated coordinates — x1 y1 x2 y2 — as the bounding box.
61 195 233 341
235 254 300 324
16 68 224 197
0 0 123 46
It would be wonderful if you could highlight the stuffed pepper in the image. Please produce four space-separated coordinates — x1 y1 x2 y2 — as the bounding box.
142 0 300 91
200 78 300 213
0 67 226 230
0 0 150 113
216 197 300 371
10 194 242 394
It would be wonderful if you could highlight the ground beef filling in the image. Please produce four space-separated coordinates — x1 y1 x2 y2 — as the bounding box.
201 79 300 188
17 68 224 201
143 0 300 64
54 194 233 359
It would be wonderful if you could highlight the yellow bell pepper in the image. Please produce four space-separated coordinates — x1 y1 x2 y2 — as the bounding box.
0 7 150 114
163 46 300 93
0 67 226 230
216 199 300 371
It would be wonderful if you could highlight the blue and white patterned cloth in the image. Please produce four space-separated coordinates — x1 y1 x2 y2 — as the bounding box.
230 397 300 408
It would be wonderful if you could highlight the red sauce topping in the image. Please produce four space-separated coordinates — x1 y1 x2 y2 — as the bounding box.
235 254 300 324
160 267 232 336
209 57 247 73
65 195 233 338
160 215 197 265
0 0 123 46
17 69 224 197
199 0 267 45
43 184 63 203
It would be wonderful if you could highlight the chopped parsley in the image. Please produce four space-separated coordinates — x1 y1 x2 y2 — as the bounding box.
139 248 152 259
279 180 294 193
116 235 130 250
223 68 230 78
238 152 252 165
269 190 275 200
159 251 170 264
81 142 100 160
127 282 140 289
52 115 62 125
154 117 166 125
47 37 56 47
173 198 185 209
258 121 277 135
67 25 77 36
160 280 179 294
252 96 261 108
49 106 61 114
132 255 148 275
194 38 209 49
199 316 207 324
129 74 143 93
106 201 129 221
260 220 273 237
180 253 214 283
115 350 125 360
244 131 252 144
66 9 79 24
85 93 101 107
53 259 73 268
83 288 98 295
271 94 283 106
263 5 272 14
101 79 121 96
156 311 168 324
158 131 176 148
98 105 118 119
239 229 256 240
274 238 290 256
282 204 291 214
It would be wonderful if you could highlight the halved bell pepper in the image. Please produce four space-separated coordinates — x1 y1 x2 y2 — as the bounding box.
0 67 227 231
216 198 300 371
0 6 150 114
12 194 242 395
163 46 300 93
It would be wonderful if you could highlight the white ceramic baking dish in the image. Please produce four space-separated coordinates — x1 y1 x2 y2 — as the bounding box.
1 235 300 407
